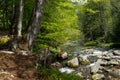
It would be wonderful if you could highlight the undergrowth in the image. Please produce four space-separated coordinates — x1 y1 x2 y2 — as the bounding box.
38 65 82 80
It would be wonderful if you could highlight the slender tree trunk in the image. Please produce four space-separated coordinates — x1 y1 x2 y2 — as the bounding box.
9 0 23 50
11 0 23 37
27 0 44 51
17 0 23 37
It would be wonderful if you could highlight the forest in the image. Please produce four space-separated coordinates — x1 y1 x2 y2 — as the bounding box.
0 0 120 80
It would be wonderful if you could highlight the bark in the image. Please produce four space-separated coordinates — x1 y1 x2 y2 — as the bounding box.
11 0 23 37
27 0 44 51
17 0 23 37
9 0 23 50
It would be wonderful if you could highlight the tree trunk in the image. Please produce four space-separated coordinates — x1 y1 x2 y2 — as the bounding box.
9 0 23 51
11 0 23 37
17 0 23 37
27 0 44 51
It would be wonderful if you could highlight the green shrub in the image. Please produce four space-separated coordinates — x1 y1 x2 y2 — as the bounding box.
0 36 10 45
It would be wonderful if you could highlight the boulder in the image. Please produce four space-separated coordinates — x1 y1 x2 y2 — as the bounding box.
87 56 97 63
75 72 83 77
90 59 102 73
106 52 114 57
51 62 62 69
108 59 120 65
103 69 120 78
113 50 120 56
85 49 94 54
78 55 90 65
58 51 68 59
67 57 79 67
92 73 105 80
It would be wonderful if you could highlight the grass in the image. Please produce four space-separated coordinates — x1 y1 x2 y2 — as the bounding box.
83 41 98 46
99 43 114 47
38 65 82 80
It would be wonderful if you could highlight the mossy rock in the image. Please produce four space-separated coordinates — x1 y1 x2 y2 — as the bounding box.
92 74 96 80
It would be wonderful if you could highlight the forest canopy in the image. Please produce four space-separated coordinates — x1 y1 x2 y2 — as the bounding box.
0 0 120 51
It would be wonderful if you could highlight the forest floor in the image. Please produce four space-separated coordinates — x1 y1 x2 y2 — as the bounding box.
0 51 37 80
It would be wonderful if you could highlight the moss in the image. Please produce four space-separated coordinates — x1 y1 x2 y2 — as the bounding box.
92 74 96 80
0 36 10 45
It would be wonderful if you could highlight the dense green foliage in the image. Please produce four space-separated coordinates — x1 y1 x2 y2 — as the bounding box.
1 0 120 79
78 0 112 42
0 0 34 33
78 0 120 47
33 0 80 51
111 0 120 42
1 0 120 49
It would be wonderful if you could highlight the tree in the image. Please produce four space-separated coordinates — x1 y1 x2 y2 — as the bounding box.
110 0 120 42
33 0 80 51
78 0 112 42
11 0 23 37
17 0 23 37
0 0 14 31
27 0 45 51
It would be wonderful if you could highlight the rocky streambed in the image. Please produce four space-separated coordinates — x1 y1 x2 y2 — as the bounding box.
51 48 120 80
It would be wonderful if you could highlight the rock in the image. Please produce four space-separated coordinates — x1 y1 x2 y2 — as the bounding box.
108 59 120 65
58 51 68 59
98 56 120 60
51 62 62 69
113 50 120 56
92 73 104 80
85 49 94 54
108 69 120 78
106 52 114 57
103 69 120 78
92 74 96 80
98 60 108 66
59 67 75 74
78 55 90 65
90 59 102 73
67 57 79 67
87 56 98 63
75 72 83 77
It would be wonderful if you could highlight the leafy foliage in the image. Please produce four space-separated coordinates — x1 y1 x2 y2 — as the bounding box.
0 36 10 45
78 0 114 44
33 0 80 51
